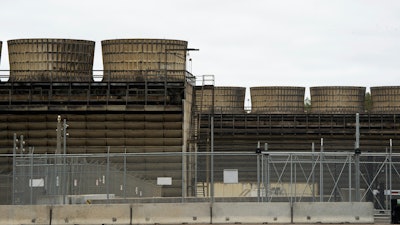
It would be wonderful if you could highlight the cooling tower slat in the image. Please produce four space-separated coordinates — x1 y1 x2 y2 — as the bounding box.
101 39 188 82
28 122 47 130
106 130 125 138
27 130 47 138
195 86 246 114
250 86 305 114
310 86 366 114
124 114 145 121
102 39 187 81
163 130 182 138
68 121 86 129
105 121 125 129
106 138 126 146
144 122 164 129
86 138 106 146
163 122 182 129
67 138 86 147
8 39 95 82
86 122 106 129
124 122 145 129
371 86 400 114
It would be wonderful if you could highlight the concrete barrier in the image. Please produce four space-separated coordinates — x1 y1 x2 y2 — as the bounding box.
132 203 210 224
0 205 50 225
293 202 374 223
0 202 375 224
212 202 292 224
52 204 131 224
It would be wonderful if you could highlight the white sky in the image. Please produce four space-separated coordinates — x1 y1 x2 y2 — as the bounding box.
1 0 400 98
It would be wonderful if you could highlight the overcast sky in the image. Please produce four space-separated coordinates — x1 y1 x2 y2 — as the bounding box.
1 0 400 97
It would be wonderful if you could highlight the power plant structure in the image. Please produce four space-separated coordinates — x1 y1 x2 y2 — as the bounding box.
0 38 399 209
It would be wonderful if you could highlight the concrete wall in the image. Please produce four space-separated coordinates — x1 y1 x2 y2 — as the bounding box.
212 202 291 224
132 203 210 224
0 205 50 225
0 202 374 224
293 202 374 224
52 204 131 225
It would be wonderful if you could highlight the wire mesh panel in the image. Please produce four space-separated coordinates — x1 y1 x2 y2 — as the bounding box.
1 150 400 210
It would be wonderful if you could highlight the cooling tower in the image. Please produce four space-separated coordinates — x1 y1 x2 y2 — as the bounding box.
370 86 400 114
8 39 95 82
102 39 188 82
310 86 366 114
195 86 246 114
250 86 305 114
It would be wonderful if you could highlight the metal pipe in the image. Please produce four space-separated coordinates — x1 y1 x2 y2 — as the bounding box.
107 146 110 203
56 116 62 155
257 152 260 202
290 153 294 223
210 85 215 204
290 153 293 204
355 154 360 202
266 150 270 202
355 113 360 149
355 113 360 202
182 149 185 203
210 115 214 203
257 141 261 201
385 147 389 210
12 133 16 205
124 148 127 200
63 119 67 204
320 138 324 202
312 142 315 202
30 147 34 205
194 144 198 197
390 139 393 212
349 154 352 202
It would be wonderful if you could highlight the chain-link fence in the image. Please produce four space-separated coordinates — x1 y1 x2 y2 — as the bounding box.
1 149 400 211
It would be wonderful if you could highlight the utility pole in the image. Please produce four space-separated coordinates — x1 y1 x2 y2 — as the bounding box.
355 113 361 202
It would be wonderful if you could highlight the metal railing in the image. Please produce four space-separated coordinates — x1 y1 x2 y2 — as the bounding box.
0 70 196 84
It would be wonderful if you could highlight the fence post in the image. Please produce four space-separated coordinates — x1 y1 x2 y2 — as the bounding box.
320 138 324 202
107 146 110 203
124 148 127 200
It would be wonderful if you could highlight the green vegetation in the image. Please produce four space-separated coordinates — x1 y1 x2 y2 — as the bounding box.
365 92 372 112
304 97 311 112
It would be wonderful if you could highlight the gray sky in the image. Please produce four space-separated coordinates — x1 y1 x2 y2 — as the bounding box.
1 0 400 97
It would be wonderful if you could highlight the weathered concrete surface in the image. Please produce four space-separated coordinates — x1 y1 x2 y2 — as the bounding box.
293 202 374 223
132 203 210 224
52 204 131 224
0 205 50 225
0 202 376 224
212 202 291 224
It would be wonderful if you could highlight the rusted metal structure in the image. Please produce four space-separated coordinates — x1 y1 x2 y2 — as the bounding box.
7 39 95 82
101 39 188 82
250 86 305 114
195 86 246 114
370 86 400 114
310 86 366 114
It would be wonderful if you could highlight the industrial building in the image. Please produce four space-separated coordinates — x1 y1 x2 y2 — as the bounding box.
0 38 399 210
